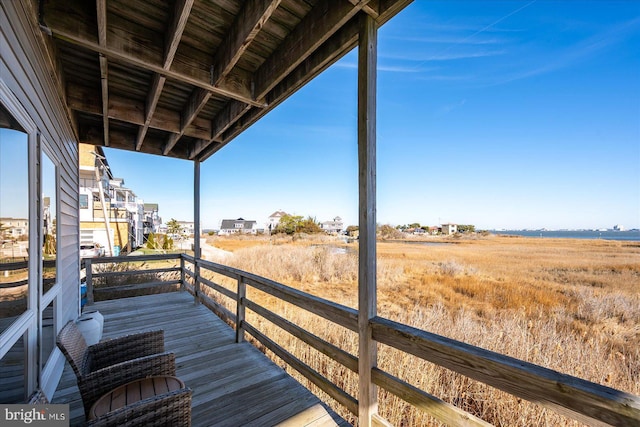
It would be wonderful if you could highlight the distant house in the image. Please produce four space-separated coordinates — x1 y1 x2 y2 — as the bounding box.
78 144 145 254
0 217 29 240
267 210 289 233
177 221 195 236
441 224 457 235
143 203 161 240
321 216 344 234
219 218 259 235
426 226 440 235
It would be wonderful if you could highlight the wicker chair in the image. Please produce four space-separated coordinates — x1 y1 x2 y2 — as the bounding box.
56 320 176 416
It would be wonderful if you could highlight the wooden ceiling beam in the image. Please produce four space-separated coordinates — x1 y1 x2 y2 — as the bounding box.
136 0 194 151
188 0 280 159
201 0 413 161
67 82 211 140
163 88 211 155
196 0 371 161
253 0 370 100
210 0 281 85
136 74 165 150
47 26 264 107
200 17 361 161
81 127 190 159
96 0 109 146
164 0 193 70
189 99 250 159
348 0 380 18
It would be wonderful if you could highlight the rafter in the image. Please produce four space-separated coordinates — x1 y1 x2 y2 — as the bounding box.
348 0 380 18
136 0 194 151
187 0 281 159
136 74 165 150
211 0 281 85
197 0 372 161
67 82 211 140
42 0 412 162
189 100 251 159
198 16 361 161
254 0 369 100
163 88 211 155
47 27 264 107
81 127 190 159
96 0 109 146
199 0 413 162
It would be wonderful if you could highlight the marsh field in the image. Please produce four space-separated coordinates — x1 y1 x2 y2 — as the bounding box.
203 234 639 426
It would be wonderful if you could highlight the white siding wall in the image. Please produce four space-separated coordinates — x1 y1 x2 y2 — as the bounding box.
1 1 80 396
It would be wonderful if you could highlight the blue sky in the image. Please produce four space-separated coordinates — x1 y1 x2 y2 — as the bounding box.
102 1 640 231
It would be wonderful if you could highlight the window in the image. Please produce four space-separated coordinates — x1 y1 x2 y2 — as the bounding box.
0 104 29 334
80 194 89 208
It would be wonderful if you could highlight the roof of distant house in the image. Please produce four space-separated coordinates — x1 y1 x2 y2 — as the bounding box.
220 218 257 229
268 211 289 218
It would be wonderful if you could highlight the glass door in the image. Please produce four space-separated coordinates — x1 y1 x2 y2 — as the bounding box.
0 96 37 402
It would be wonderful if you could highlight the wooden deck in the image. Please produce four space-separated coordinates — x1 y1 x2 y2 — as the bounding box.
52 291 350 427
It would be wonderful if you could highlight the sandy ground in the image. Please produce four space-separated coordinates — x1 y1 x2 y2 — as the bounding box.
195 238 232 261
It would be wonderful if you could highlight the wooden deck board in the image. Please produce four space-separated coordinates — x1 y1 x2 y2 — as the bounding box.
52 291 348 426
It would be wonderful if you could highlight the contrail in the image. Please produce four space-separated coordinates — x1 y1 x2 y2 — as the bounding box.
411 0 537 69
460 0 537 45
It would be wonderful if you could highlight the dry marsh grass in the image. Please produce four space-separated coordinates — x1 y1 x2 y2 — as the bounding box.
202 234 639 426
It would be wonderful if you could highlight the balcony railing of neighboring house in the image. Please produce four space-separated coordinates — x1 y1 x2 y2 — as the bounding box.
110 201 140 211
81 254 640 426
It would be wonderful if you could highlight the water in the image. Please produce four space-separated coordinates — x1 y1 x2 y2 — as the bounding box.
491 230 640 241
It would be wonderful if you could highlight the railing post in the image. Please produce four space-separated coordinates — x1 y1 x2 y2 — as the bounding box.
236 275 246 343
180 255 185 291
86 258 94 305
194 259 200 305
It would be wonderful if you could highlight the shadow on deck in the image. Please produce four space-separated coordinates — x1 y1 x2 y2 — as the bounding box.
52 291 350 426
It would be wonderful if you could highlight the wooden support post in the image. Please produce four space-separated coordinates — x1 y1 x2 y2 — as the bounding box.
236 275 246 343
194 160 201 304
358 12 378 427
86 259 94 305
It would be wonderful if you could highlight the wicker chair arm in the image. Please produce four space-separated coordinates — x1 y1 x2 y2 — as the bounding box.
86 388 192 427
89 330 165 370
78 352 176 415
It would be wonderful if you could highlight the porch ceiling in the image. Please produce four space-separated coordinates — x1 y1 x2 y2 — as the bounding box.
39 0 412 162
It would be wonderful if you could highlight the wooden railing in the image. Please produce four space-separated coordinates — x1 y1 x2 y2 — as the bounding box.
84 254 640 426
83 254 182 305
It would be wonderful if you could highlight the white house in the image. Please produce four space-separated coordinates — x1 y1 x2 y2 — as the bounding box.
321 216 344 234
441 223 458 235
0 217 29 240
266 210 289 233
177 221 195 237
